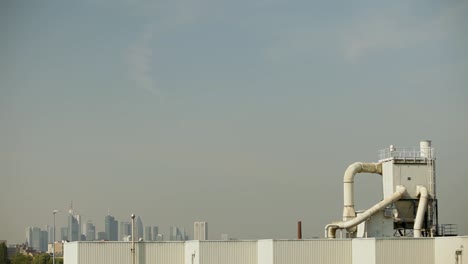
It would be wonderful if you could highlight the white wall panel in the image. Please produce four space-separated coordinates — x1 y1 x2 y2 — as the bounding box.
273 239 352 264
199 241 257 264
64 242 78 264
375 238 434 264
434 236 468 264
185 241 200 264
352 238 376 264
258 239 273 264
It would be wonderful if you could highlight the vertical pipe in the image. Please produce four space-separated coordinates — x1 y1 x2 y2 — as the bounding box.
420 140 432 158
414 186 428 238
297 221 302 239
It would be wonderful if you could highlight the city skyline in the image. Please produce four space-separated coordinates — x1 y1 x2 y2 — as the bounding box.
19 209 206 245
1 0 467 245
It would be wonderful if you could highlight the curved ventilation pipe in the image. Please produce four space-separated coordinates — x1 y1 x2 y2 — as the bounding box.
343 162 382 224
326 185 406 238
414 186 428 238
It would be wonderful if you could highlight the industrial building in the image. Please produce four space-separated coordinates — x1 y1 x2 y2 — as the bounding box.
64 141 466 263
64 237 467 264
326 140 440 239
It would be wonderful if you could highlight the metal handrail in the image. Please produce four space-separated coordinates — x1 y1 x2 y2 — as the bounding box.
439 224 458 236
378 147 435 160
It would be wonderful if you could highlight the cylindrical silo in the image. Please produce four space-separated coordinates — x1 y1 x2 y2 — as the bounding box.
420 140 432 158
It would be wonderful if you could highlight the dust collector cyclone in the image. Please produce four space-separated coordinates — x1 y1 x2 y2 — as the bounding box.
325 140 438 238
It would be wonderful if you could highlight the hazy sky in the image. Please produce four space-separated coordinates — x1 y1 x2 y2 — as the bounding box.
1 0 467 244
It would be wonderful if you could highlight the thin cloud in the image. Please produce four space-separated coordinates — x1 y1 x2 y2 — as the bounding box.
342 2 467 62
127 27 158 95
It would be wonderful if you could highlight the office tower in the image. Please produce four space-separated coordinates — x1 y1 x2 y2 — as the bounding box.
97 232 107 240
27 227 48 252
105 215 118 241
40 230 48 252
31 227 41 251
194 222 208 241
67 204 81 241
46 225 53 244
136 217 143 240
169 226 176 241
25 227 32 246
182 228 189 240
68 214 80 241
221 233 229 240
60 227 68 241
85 221 96 241
152 226 159 241
119 222 131 241
144 226 152 241
169 226 186 241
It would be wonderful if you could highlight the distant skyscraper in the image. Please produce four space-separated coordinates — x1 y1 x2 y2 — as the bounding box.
27 227 48 252
136 217 143 240
26 227 32 246
40 230 48 252
31 227 42 251
144 226 152 241
68 214 80 241
194 222 208 241
97 232 107 241
182 228 189 240
169 226 186 241
169 226 176 241
221 233 229 241
46 225 53 244
67 204 81 241
60 227 68 241
85 221 96 241
105 215 118 241
152 226 159 241
119 222 131 241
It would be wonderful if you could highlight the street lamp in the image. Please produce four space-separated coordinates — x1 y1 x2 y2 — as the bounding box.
52 210 60 264
131 214 135 264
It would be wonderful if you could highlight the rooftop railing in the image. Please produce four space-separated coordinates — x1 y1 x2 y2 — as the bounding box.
439 224 458 236
378 147 435 160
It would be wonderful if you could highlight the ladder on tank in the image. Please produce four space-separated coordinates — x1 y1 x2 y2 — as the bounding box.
426 148 434 195
426 148 437 235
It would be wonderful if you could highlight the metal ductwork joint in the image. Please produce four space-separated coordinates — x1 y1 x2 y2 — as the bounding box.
326 185 406 238
343 162 382 230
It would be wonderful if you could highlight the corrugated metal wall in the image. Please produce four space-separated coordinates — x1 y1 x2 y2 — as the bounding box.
273 239 352 264
199 241 257 264
138 242 185 264
64 237 467 264
375 238 434 264
77 242 131 264
434 236 468 263
73 242 184 264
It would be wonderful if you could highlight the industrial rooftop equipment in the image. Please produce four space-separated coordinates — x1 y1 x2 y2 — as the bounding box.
325 140 439 238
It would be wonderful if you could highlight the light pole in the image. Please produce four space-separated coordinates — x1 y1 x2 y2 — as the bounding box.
131 214 135 264
52 210 60 264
